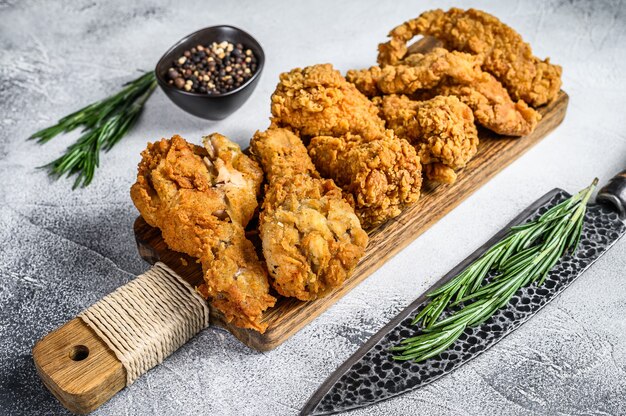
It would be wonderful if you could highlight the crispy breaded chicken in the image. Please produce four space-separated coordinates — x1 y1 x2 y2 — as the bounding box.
251 128 367 300
270 64 423 228
376 94 478 184
308 130 422 228
130 134 276 332
270 63 386 140
251 127 318 182
378 8 562 107
355 48 484 95
347 48 540 136
413 79 540 137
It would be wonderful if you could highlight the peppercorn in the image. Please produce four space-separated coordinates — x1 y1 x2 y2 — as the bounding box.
166 41 257 94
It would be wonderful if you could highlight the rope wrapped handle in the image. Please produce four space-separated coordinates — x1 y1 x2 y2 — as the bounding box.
79 262 209 384
33 262 209 414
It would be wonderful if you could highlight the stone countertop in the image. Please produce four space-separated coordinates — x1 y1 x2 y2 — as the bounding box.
1 0 625 415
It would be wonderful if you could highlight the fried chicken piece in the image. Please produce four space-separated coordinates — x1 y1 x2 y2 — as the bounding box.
130 134 276 332
270 63 386 140
251 127 318 182
347 48 540 136
353 48 484 95
250 128 368 300
270 63 423 227
414 80 540 137
376 94 478 184
378 8 562 107
308 130 422 228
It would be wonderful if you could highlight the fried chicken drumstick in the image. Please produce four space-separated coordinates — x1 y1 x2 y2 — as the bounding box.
270 64 423 228
251 128 368 300
347 48 540 136
130 134 276 332
378 8 562 107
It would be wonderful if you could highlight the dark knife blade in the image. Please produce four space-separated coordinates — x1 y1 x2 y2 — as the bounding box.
301 187 626 416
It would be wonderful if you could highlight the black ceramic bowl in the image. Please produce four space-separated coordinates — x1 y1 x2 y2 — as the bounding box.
155 26 264 120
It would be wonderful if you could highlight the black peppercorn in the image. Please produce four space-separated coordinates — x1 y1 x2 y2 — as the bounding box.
169 41 258 94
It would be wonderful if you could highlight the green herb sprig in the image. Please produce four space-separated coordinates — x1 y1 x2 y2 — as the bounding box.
29 71 157 188
393 180 597 362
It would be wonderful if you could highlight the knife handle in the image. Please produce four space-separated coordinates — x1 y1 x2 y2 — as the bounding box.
597 169 626 219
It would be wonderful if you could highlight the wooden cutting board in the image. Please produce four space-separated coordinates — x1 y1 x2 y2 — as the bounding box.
133 90 569 352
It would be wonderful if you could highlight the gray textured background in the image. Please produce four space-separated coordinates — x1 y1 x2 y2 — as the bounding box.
1 0 626 415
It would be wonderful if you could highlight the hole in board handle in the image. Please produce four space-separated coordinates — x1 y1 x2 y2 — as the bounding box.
69 345 90 361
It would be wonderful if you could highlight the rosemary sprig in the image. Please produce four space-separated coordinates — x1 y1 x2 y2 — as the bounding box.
393 180 597 362
29 71 157 188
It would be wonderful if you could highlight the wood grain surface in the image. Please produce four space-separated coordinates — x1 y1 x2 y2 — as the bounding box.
134 90 569 351
32 318 126 414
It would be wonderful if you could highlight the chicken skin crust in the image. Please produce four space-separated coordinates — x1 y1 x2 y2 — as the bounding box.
251 128 367 300
347 48 540 136
376 94 478 184
270 63 386 140
308 130 422 229
250 126 318 182
130 134 276 332
378 8 562 107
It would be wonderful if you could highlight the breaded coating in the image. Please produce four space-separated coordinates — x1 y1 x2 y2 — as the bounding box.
308 130 422 228
270 63 385 140
250 126 318 182
251 128 368 300
378 8 562 107
414 80 540 137
347 48 540 136
377 94 478 184
130 134 276 332
347 65 383 98
351 48 482 95
423 163 458 185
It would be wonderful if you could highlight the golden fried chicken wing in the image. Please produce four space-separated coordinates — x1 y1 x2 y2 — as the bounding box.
270 63 386 140
347 48 540 136
376 94 478 184
250 128 368 300
308 130 422 228
130 134 276 332
378 8 562 107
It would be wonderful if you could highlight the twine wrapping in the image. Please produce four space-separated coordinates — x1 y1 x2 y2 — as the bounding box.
79 262 209 385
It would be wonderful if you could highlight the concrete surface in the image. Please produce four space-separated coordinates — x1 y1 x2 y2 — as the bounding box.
1 0 625 415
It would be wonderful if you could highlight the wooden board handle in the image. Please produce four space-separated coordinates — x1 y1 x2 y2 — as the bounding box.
32 263 209 414
597 169 626 219
33 318 126 414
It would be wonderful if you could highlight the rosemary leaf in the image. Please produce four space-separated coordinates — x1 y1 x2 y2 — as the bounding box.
394 180 597 362
29 71 157 188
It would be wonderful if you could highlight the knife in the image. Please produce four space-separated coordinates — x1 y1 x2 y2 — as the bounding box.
301 170 626 415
